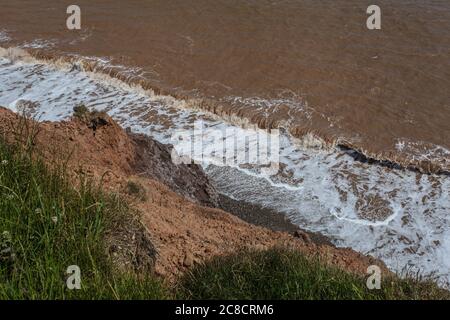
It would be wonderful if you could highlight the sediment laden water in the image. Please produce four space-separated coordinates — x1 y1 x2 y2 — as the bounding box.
0 49 448 286
1 0 450 173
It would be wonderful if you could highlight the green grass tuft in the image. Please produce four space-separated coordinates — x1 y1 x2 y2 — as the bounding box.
72 104 89 120
178 248 450 300
0 137 168 299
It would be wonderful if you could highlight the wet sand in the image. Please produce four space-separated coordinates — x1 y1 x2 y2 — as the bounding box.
219 194 333 246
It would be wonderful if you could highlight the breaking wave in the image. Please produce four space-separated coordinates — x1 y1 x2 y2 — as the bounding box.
0 45 448 175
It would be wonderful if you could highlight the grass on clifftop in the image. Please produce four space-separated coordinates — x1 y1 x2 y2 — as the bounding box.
179 248 450 300
0 115 448 300
0 129 167 299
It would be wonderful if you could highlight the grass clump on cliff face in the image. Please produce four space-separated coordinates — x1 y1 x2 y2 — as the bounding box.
72 104 89 119
0 131 168 299
178 248 450 300
126 180 147 202
73 104 109 134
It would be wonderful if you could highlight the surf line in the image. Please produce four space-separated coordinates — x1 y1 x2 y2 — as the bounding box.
329 207 400 227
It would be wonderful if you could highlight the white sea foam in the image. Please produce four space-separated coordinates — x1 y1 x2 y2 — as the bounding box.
20 39 57 49
0 52 449 286
395 138 450 168
0 30 11 43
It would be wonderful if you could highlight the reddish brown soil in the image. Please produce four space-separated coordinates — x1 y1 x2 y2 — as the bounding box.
0 107 388 281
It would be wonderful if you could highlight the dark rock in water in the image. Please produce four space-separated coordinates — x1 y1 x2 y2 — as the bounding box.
129 132 220 208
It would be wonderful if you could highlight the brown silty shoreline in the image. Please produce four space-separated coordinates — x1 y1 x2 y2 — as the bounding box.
0 107 388 281
219 194 333 246
1 0 449 173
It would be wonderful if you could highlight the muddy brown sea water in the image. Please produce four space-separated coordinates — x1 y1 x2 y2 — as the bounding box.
1 1 450 284
1 0 449 171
